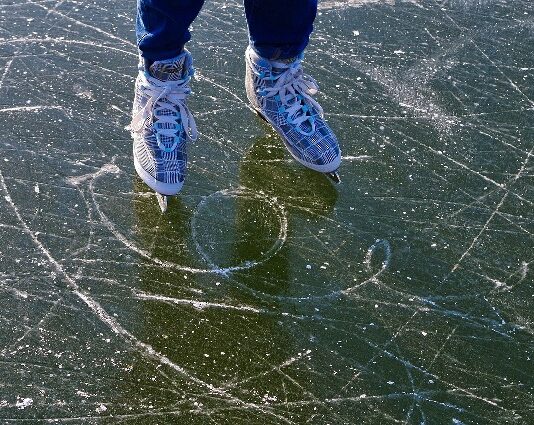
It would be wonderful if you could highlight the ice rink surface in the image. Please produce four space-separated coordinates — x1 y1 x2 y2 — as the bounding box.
0 0 533 423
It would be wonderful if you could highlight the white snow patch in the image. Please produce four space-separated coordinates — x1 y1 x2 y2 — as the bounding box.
96 404 107 413
16 397 33 409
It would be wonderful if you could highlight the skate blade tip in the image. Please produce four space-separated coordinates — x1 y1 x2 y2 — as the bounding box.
326 171 341 184
155 192 168 213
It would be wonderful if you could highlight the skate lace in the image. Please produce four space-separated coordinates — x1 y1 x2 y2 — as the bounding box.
131 73 198 153
254 59 323 136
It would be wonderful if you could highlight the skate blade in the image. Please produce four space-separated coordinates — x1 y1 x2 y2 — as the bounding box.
155 193 168 213
326 171 341 184
254 109 268 122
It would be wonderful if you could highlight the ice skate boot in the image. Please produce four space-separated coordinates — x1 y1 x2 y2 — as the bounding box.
130 50 197 212
245 47 341 183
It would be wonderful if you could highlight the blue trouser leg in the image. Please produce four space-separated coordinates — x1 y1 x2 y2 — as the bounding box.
136 0 317 63
244 0 318 60
136 0 205 66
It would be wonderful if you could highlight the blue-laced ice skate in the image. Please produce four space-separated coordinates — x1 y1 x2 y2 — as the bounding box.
245 47 341 182
130 50 197 211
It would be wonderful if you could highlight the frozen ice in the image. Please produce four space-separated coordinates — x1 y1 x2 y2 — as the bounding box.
0 0 533 423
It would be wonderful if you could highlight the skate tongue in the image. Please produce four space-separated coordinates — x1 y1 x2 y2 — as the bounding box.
270 57 298 75
149 54 190 82
274 56 298 65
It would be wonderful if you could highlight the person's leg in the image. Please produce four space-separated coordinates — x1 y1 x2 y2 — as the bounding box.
136 0 205 67
244 0 318 60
